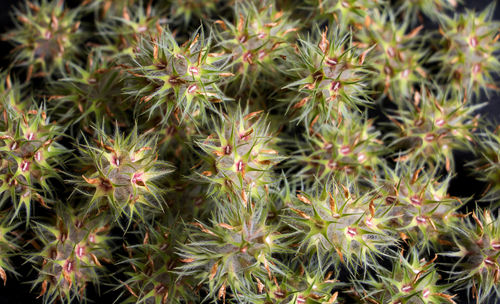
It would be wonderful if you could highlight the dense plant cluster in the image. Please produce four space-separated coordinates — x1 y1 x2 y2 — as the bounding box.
0 0 499 303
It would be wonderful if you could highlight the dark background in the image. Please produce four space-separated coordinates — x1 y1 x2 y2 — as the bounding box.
0 0 499 303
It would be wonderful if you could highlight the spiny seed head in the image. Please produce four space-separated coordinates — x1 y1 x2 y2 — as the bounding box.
353 248 455 304
3 0 83 80
214 0 298 92
449 209 500 302
32 205 112 304
291 112 382 185
284 26 371 127
195 106 282 198
374 162 461 246
285 182 396 266
304 0 382 29
119 217 196 304
76 125 173 227
49 50 129 130
356 9 427 100
433 5 500 96
1 75 67 222
385 86 479 170
124 27 230 125
178 195 282 301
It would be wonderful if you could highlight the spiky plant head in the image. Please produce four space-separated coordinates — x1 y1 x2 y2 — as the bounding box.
355 8 427 100
177 194 289 303
194 105 282 199
445 209 500 303
304 0 382 29
2 0 83 80
49 50 130 133
289 112 383 185
469 125 500 203
373 162 462 248
385 87 480 171
31 205 113 304
81 0 139 18
75 125 173 228
283 26 372 128
158 0 220 27
284 180 397 268
0 212 21 286
214 0 298 93
355 247 456 304
247 258 342 304
433 4 500 97
118 214 197 304
95 0 162 59
394 0 459 24
123 27 231 125
1 74 67 222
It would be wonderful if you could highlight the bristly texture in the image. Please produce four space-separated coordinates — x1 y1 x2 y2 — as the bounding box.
0 212 20 286
304 0 383 29
395 0 459 24
433 4 500 97
470 125 500 203
124 27 231 125
178 194 289 303
289 112 383 185
445 209 500 303
75 126 173 227
283 180 396 267
118 215 197 304
194 106 282 199
374 162 462 248
158 0 220 26
0 73 67 222
49 50 129 132
30 205 112 304
0 0 498 303
95 0 161 59
384 86 480 171
283 26 372 128
81 0 139 18
355 8 427 100
2 0 83 80
213 0 298 94
245 258 342 304
354 248 457 304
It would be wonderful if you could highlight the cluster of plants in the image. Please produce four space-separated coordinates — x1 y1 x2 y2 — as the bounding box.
0 0 499 303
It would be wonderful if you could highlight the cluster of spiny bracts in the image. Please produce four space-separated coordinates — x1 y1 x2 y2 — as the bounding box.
0 0 499 303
